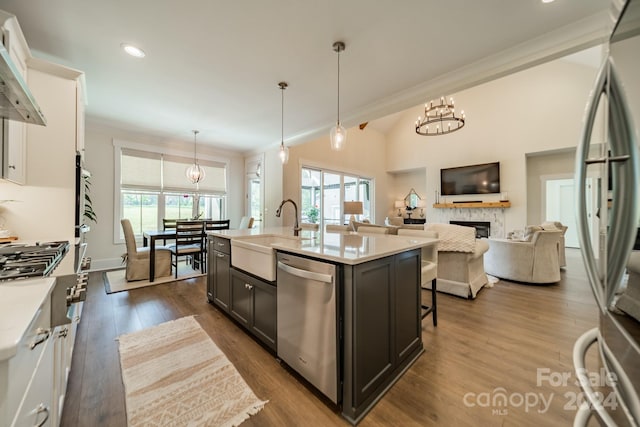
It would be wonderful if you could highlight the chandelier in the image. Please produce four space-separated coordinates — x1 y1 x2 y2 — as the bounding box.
330 41 347 151
415 96 465 136
278 82 290 164
185 130 205 184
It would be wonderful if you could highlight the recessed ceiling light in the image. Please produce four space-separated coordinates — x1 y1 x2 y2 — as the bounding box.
121 43 145 58
541 0 555 3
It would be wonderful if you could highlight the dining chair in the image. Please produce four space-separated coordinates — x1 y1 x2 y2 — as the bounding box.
121 219 172 281
162 218 178 244
204 219 231 231
325 224 350 233
300 223 320 231
238 216 254 229
167 220 206 278
357 226 389 235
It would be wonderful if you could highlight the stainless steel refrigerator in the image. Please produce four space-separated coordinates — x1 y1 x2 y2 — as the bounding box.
574 0 640 425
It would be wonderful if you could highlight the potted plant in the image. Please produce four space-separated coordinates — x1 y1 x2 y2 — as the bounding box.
83 174 97 223
306 206 319 223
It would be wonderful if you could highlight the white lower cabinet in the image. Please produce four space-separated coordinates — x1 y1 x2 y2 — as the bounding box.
0 289 81 427
11 334 54 427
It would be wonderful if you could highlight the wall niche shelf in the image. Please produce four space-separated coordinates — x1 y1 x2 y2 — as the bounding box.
433 201 511 209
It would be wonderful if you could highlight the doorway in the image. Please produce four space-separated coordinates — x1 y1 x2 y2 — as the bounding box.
542 175 598 251
245 155 264 227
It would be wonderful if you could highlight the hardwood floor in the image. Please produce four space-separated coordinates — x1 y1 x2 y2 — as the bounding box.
60 249 605 426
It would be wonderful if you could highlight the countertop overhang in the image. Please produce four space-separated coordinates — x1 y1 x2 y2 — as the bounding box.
0 277 56 361
208 226 438 265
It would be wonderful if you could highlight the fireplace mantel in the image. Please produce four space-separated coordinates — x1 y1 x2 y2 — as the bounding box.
433 201 510 208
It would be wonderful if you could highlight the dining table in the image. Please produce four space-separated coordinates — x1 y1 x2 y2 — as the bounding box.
142 219 230 282
142 229 177 282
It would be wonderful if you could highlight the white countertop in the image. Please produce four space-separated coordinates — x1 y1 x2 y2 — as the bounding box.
0 277 56 361
208 226 438 265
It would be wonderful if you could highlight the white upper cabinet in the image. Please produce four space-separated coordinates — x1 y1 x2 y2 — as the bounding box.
1 13 28 184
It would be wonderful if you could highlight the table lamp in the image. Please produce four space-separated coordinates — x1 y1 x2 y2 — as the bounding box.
344 201 363 231
417 199 426 217
394 200 405 216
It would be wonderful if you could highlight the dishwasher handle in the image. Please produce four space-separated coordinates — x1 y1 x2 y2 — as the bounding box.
277 261 333 283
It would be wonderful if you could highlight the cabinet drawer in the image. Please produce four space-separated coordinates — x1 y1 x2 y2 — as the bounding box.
212 237 230 254
1 295 52 424
11 335 54 427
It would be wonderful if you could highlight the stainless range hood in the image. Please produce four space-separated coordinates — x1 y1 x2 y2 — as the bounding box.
0 43 46 126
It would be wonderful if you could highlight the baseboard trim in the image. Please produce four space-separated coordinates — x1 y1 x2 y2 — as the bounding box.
89 257 124 272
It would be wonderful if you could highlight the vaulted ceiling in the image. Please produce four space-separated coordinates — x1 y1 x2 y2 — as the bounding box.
0 0 611 152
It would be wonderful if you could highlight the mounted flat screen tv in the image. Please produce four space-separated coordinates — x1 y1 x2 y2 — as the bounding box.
440 162 500 196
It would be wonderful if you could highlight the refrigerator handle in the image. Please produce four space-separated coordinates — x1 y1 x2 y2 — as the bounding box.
575 59 608 312
572 328 617 426
604 59 640 306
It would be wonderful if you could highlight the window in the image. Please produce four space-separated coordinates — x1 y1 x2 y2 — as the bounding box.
122 191 159 236
116 144 228 240
300 166 373 230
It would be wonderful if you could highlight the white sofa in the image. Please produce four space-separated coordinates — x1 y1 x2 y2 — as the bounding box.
424 223 490 299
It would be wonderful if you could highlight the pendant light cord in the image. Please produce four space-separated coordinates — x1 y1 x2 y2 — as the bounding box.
337 48 341 125
281 85 284 145
193 130 199 165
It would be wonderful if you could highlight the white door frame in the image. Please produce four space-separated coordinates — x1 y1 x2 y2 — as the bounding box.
245 153 264 226
540 172 599 252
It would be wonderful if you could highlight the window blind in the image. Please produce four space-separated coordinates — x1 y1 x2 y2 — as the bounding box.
121 147 227 193
163 154 227 193
121 149 162 190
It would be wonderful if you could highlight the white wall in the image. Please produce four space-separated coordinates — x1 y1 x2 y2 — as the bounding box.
526 149 576 226
0 67 78 274
83 123 245 269
261 149 284 228
388 169 427 221
383 58 601 232
281 126 390 226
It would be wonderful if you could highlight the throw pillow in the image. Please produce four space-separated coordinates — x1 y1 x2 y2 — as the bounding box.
523 225 543 241
425 223 475 252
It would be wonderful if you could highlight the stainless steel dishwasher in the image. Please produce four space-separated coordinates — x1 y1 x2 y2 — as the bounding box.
276 252 338 403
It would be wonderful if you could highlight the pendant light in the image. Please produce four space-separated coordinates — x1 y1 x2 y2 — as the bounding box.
278 82 290 164
330 41 347 151
186 130 205 184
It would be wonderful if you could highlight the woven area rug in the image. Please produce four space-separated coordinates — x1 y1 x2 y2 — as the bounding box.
118 316 267 427
105 262 205 294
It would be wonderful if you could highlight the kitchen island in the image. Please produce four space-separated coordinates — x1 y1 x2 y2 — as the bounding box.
206 226 437 424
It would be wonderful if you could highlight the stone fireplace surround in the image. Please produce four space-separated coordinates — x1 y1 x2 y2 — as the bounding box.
431 207 506 238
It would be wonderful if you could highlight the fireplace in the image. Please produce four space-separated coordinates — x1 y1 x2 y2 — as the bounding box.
449 220 491 238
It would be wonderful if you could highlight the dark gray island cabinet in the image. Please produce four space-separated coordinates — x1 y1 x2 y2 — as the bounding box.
341 248 423 423
206 230 429 424
207 236 277 351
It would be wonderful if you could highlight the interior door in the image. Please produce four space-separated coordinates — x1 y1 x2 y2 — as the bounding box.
545 177 580 248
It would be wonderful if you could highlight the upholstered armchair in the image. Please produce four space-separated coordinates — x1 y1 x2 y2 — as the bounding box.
541 221 568 267
326 224 350 233
121 219 172 281
484 229 564 284
424 223 490 299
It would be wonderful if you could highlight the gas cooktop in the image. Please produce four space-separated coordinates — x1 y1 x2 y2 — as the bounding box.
0 241 69 281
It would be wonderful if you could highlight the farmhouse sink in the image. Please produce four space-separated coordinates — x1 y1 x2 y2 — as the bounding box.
230 234 309 281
